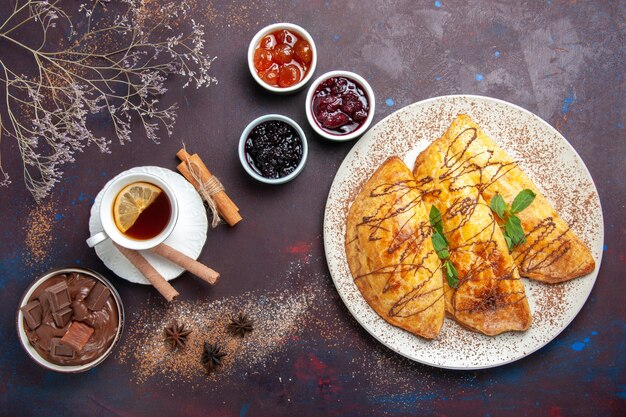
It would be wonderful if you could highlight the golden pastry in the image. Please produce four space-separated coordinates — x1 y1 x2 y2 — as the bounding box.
414 134 532 336
437 114 595 283
345 157 445 339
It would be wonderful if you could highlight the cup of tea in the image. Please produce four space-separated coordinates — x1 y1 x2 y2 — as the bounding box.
86 172 179 251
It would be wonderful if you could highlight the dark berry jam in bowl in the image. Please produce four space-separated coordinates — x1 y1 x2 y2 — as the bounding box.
248 23 317 94
238 115 308 184
305 71 376 141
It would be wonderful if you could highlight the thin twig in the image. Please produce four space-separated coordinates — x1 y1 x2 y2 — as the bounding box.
0 0 217 201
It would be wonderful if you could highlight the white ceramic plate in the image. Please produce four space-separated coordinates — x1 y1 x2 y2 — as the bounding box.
323 95 603 369
89 166 208 284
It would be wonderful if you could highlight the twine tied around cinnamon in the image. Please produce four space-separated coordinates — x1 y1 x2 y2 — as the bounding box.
185 158 224 228
176 147 242 227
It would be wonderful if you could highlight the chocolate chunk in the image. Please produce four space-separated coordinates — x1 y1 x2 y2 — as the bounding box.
28 333 40 344
21 300 43 330
71 299 89 322
61 321 94 353
42 281 71 312
85 282 111 311
51 338 75 359
52 307 73 328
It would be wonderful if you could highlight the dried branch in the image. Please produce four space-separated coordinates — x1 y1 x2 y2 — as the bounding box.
0 0 217 201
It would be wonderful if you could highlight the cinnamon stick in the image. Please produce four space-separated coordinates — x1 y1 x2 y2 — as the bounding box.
113 243 179 302
152 243 220 285
176 149 242 226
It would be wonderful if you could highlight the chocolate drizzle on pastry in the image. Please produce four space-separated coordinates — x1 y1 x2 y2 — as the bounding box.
345 114 594 339
435 115 594 283
345 157 445 339
413 119 532 336
356 180 440 309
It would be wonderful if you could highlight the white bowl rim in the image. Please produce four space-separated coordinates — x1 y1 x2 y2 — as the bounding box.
16 267 125 373
238 114 308 184
247 22 318 94
305 70 376 141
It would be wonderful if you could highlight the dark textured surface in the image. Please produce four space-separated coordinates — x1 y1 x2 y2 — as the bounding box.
1 1 625 416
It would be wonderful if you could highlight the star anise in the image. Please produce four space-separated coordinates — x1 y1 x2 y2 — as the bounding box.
227 312 254 337
164 320 192 350
201 342 227 372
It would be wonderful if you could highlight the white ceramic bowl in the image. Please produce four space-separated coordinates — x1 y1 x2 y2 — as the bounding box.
248 23 317 94
17 267 124 373
239 114 308 184
305 70 376 141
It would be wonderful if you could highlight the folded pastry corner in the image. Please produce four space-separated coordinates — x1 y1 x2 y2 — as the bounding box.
441 114 595 283
345 156 445 339
413 134 532 336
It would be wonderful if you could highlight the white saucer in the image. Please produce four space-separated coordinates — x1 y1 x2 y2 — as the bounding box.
88 166 208 284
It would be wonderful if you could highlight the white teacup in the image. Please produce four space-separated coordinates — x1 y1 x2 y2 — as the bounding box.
86 172 179 251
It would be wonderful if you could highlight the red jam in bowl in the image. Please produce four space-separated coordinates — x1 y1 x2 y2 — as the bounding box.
253 29 312 88
311 76 369 135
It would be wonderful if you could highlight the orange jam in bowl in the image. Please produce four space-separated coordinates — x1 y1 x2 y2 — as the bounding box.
248 23 317 94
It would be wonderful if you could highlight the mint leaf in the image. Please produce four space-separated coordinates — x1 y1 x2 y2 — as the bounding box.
429 213 458 286
490 190 534 251
429 205 444 236
490 194 506 220
505 214 526 246
444 260 459 288
511 189 536 213
504 235 513 251
431 232 449 260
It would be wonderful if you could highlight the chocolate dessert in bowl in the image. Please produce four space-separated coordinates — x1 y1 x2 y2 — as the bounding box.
17 267 124 372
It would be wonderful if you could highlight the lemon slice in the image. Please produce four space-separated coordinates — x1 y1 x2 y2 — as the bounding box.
113 182 162 233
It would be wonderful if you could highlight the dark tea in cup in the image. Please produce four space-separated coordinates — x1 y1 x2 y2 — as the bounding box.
113 182 172 240
87 171 179 251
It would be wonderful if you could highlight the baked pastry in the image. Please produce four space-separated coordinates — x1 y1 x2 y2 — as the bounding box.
413 134 532 336
345 157 445 339
437 114 595 283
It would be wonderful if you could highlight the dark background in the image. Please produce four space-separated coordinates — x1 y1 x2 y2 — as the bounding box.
1 1 624 416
